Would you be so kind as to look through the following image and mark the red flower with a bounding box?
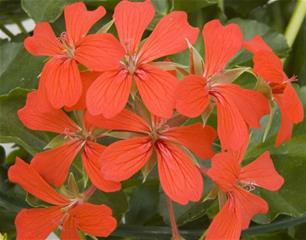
[176,20,270,151]
[17,90,120,192]
[24,2,124,110]
[8,158,117,240]
[244,36,304,146]
[206,151,284,240]
[86,0,199,119]
[86,109,216,205]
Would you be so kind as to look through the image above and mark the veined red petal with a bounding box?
[240,151,284,191]
[214,84,269,128]
[8,158,69,205]
[138,11,198,63]
[31,140,83,187]
[203,20,243,78]
[64,2,105,45]
[61,216,80,240]
[212,88,249,151]
[156,141,203,205]
[82,141,121,192]
[69,203,117,237]
[24,22,63,56]
[17,91,79,134]
[15,207,64,240]
[85,108,150,133]
[100,137,153,182]
[36,75,55,113]
[205,199,241,240]
[243,35,273,53]
[233,188,268,229]
[75,34,125,71]
[135,64,178,118]
[42,57,82,109]
[252,51,287,84]
[274,83,304,146]
[175,75,210,118]
[86,70,132,118]
[114,0,155,54]
[208,152,240,192]
[66,71,100,111]
[162,123,216,159]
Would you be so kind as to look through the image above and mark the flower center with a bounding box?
[121,54,138,74]
[59,32,75,58]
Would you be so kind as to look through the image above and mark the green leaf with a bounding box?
[0,39,44,95]
[21,0,72,23]
[0,88,49,155]
[228,18,289,67]
[126,182,160,225]
[173,0,217,12]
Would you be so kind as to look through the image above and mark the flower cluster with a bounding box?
[8,0,304,239]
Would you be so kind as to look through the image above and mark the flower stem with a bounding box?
[284,0,306,47]
[83,185,96,201]
[167,197,181,240]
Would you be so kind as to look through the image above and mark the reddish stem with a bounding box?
[167,197,181,240]
[83,185,96,201]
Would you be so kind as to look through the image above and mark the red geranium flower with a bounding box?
[86,0,199,118]
[176,20,270,151]
[86,109,216,204]
[24,2,124,110]
[244,36,304,146]
[8,158,117,240]
[205,150,284,240]
[17,89,120,192]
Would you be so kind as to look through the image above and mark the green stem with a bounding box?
[284,0,306,47]
[0,25,14,38]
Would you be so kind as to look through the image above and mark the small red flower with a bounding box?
[86,109,216,205]
[8,158,117,240]
[244,36,304,146]
[205,150,284,240]
[86,0,199,119]
[176,20,270,151]
[24,2,124,110]
[17,89,120,192]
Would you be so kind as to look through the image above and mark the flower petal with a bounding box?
[64,2,106,44]
[82,141,121,192]
[175,75,210,118]
[203,20,243,78]
[69,203,117,237]
[135,64,178,118]
[205,199,241,240]
[138,11,198,63]
[31,140,83,187]
[162,123,216,159]
[274,84,304,146]
[85,108,150,133]
[243,35,273,53]
[8,158,69,205]
[156,141,203,205]
[86,70,132,118]
[240,151,284,191]
[100,137,153,182]
[15,207,64,240]
[42,57,83,109]
[207,152,240,192]
[17,91,79,134]
[211,85,250,151]
[233,188,268,229]
[214,84,269,128]
[114,0,155,54]
[75,34,125,71]
[66,71,100,111]
[61,216,80,240]
[24,22,63,56]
